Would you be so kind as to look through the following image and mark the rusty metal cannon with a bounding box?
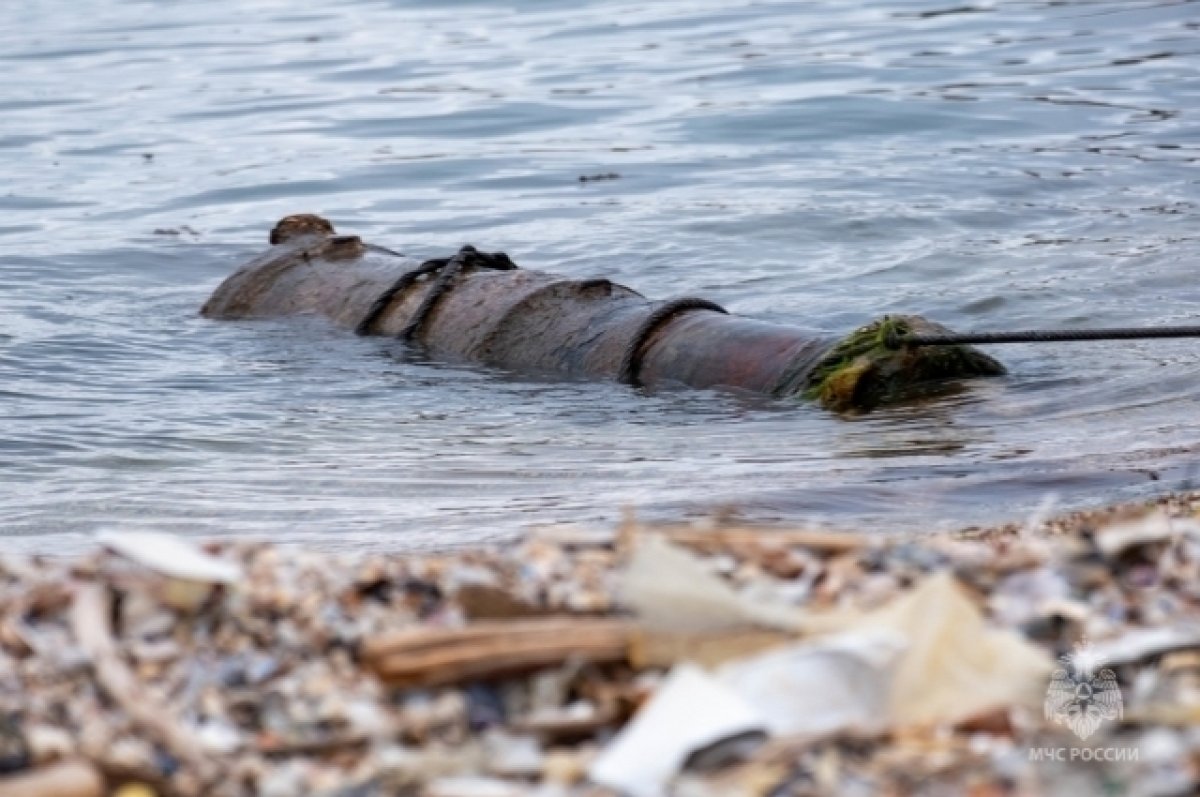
[201,214,1004,412]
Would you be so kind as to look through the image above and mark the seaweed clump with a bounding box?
[804,315,1006,413]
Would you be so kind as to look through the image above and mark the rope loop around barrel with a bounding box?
[618,298,728,388]
[356,245,517,338]
[360,249,727,387]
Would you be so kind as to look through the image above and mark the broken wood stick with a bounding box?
[70,583,216,787]
[361,618,633,687]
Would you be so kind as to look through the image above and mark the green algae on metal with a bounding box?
[803,315,1006,412]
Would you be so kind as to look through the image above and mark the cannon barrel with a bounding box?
[201,215,1005,412]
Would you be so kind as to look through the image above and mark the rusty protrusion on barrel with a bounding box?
[201,215,1005,412]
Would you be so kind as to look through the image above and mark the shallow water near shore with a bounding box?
[2,0,1199,551]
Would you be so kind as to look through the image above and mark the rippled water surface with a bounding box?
[3,0,1200,550]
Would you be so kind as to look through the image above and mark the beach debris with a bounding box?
[619,535,809,633]
[95,530,240,584]
[588,664,764,797]
[854,571,1053,726]
[70,583,217,787]
[0,760,104,797]
[1094,511,1200,559]
[716,629,904,736]
[96,529,240,612]
[1,501,1200,795]
[362,618,633,687]
[1090,626,1200,667]
[597,571,1050,792]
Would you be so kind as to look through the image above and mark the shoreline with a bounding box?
[954,487,1200,539]
[2,493,1199,796]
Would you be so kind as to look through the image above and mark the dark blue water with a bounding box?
[2,0,1199,550]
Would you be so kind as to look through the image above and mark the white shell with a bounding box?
[96,530,241,584]
[1090,626,1200,667]
[1096,512,1200,558]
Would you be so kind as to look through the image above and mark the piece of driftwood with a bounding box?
[69,584,216,787]
[361,619,633,687]
[0,760,103,797]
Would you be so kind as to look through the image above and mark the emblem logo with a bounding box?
[1044,640,1123,740]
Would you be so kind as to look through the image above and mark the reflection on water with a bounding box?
[1,0,1199,551]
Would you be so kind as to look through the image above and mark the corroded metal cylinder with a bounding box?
[202,215,1004,411]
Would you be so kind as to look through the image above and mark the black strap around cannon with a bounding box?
[356,245,517,338]
[618,298,728,388]
[361,247,726,389]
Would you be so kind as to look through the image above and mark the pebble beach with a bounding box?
[3,492,1200,796]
